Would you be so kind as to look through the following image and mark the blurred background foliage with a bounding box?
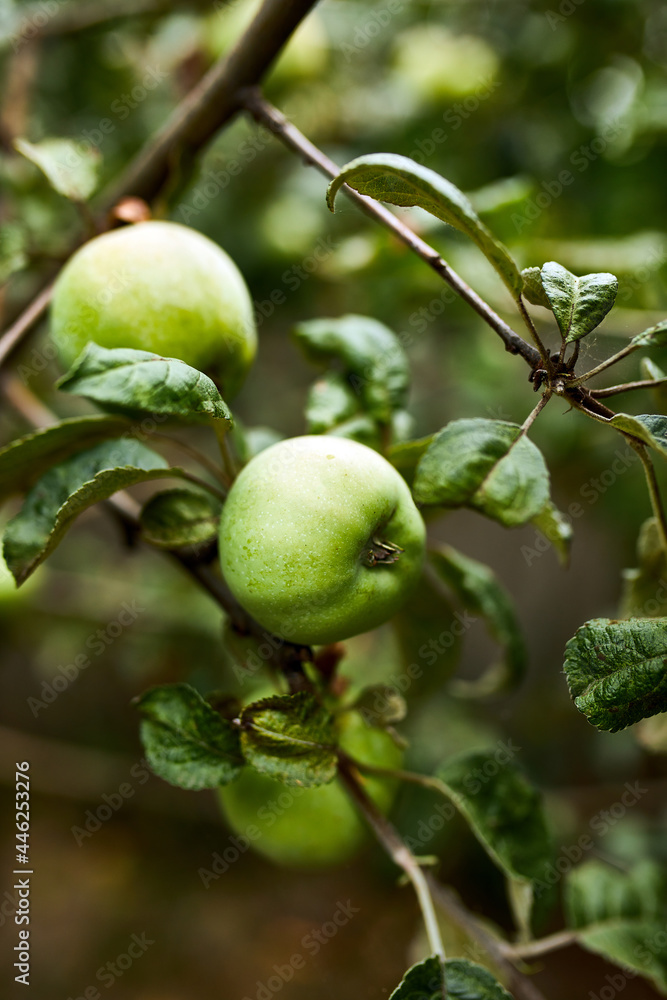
[1,0,667,997]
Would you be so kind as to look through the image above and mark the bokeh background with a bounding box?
[1,0,667,997]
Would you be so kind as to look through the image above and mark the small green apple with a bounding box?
[51,221,257,399]
[218,705,402,868]
[203,3,329,85]
[219,435,426,645]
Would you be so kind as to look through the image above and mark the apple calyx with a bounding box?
[362,537,404,567]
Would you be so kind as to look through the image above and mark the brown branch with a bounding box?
[0,281,54,369]
[241,90,542,370]
[0,0,321,369]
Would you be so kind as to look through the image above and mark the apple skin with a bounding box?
[218,435,426,645]
[218,708,403,868]
[51,221,257,399]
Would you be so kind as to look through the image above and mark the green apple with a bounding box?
[393,26,499,102]
[50,221,257,399]
[218,705,402,868]
[203,4,329,85]
[218,435,426,645]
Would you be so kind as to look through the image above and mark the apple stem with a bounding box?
[362,537,403,567]
[337,755,448,989]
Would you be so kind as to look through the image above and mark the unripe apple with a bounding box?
[50,221,257,399]
[219,435,426,646]
[218,706,402,868]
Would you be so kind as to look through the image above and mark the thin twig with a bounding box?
[590,377,667,398]
[516,298,549,362]
[0,282,54,369]
[337,756,447,973]
[150,432,230,487]
[520,393,550,435]
[241,91,542,371]
[570,342,638,386]
[502,930,578,961]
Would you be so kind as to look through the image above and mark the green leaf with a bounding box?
[305,371,359,433]
[240,692,337,787]
[0,415,132,503]
[327,154,523,298]
[0,223,28,284]
[2,438,183,584]
[139,489,221,549]
[540,261,618,344]
[430,546,527,696]
[14,137,100,201]
[631,319,667,349]
[531,501,573,567]
[388,435,434,488]
[609,413,667,458]
[436,749,553,936]
[564,617,667,732]
[565,860,667,994]
[520,266,551,308]
[389,957,512,1000]
[57,344,232,424]
[620,517,667,619]
[135,683,243,790]
[293,314,409,423]
[413,419,550,527]
[325,413,383,449]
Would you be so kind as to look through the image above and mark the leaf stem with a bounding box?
[176,470,227,503]
[517,298,549,362]
[212,420,239,485]
[569,342,638,386]
[150,432,230,487]
[590,376,667,399]
[631,441,667,552]
[337,755,447,975]
[501,929,578,961]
